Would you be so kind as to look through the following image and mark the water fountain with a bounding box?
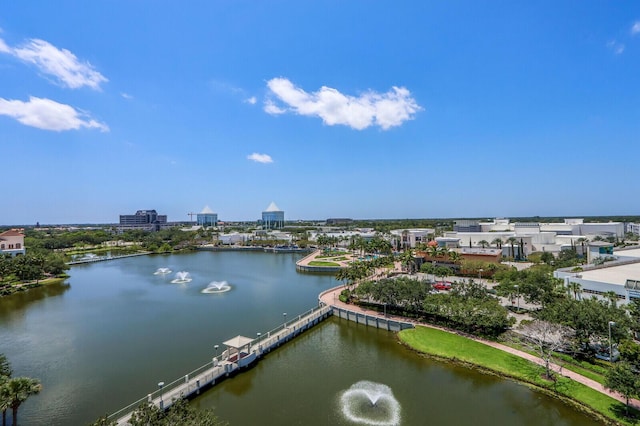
[201,281,232,294]
[339,381,401,425]
[171,271,192,284]
[153,267,172,275]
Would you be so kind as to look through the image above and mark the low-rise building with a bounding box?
[118,209,168,232]
[554,247,640,305]
[0,229,25,256]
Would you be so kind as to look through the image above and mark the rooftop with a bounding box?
[578,261,640,287]
[264,202,282,212]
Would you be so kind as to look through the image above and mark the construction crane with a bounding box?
[187,212,197,222]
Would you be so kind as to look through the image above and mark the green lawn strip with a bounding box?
[307,261,340,267]
[498,340,607,385]
[399,327,636,425]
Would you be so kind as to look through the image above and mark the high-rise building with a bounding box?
[261,202,284,229]
[197,206,218,227]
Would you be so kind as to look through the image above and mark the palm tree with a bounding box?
[576,237,589,258]
[0,354,11,426]
[478,240,489,249]
[400,249,415,274]
[447,251,461,263]
[567,282,582,300]
[0,383,9,426]
[4,377,42,426]
[491,238,503,249]
[0,355,10,379]
[506,237,518,260]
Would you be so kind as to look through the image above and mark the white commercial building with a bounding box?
[554,247,640,305]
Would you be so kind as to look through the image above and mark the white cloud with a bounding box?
[607,40,625,54]
[121,92,133,100]
[0,96,109,132]
[247,153,273,164]
[264,78,421,130]
[263,99,286,115]
[245,96,257,105]
[632,21,640,35]
[0,37,107,89]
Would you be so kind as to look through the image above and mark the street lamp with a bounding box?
[283,312,287,328]
[609,321,616,362]
[478,268,483,281]
[514,284,519,311]
[214,344,219,358]
[158,381,165,410]
[384,302,387,318]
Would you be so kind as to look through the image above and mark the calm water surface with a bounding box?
[0,251,602,425]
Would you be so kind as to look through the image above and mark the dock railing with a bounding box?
[107,303,333,424]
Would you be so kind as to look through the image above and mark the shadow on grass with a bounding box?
[610,403,640,425]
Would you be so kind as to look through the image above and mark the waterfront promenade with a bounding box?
[109,273,638,424]
[319,284,640,411]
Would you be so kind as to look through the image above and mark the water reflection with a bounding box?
[0,281,70,320]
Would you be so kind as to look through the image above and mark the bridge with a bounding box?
[108,285,415,425]
[108,304,333,425]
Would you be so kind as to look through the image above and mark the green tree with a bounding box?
[491,238,503,249]
[477,240,489,248]
[400,249,416,274]
[506,237,518,260]
[619,340,640,372]
[125,398,227,426]
[540,251,554,265]
[44,254,69,276]
[0,355,11,379]
[0,354,10,426]
[605,362,640,415]
[3,377,42,426]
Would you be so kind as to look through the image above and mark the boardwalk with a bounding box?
[67,252,152,265]
[109,305,332,425]
[110,281,638,424]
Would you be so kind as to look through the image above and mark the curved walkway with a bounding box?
[319,285,640,411]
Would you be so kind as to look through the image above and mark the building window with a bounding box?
[0,244,4,249]
[16,243,21,249]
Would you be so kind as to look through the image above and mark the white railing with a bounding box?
[108,304,333,424]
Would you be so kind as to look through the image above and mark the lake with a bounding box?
[0,251,601,425]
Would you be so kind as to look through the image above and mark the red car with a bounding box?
[433,282,452,291]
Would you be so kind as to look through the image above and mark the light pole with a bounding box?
[283,312,287,328]
[478,268,483,281]
[384,302,387,318]
[609,321,616,362]
[514,284,519,311]
[256,332,261,352]
[214,344,219,358]
[158,381,165,410]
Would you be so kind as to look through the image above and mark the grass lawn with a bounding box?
[499,339,608,385]
[308,261,340,267]
[399,326,638,425]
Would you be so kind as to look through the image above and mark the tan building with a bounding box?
[0,229,25,256]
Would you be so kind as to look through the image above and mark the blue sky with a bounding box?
[1,1,639,225]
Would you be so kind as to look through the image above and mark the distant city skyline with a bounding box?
[1,2,639,225]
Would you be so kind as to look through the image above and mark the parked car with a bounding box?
[433,282,452,291]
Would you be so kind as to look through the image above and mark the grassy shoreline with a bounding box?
[0,275,68,297]
[398,326,637,426]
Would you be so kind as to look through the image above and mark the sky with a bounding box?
[0,1,639,225]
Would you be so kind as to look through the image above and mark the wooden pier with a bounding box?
[108,285,414,425]
[108,305,332,425]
